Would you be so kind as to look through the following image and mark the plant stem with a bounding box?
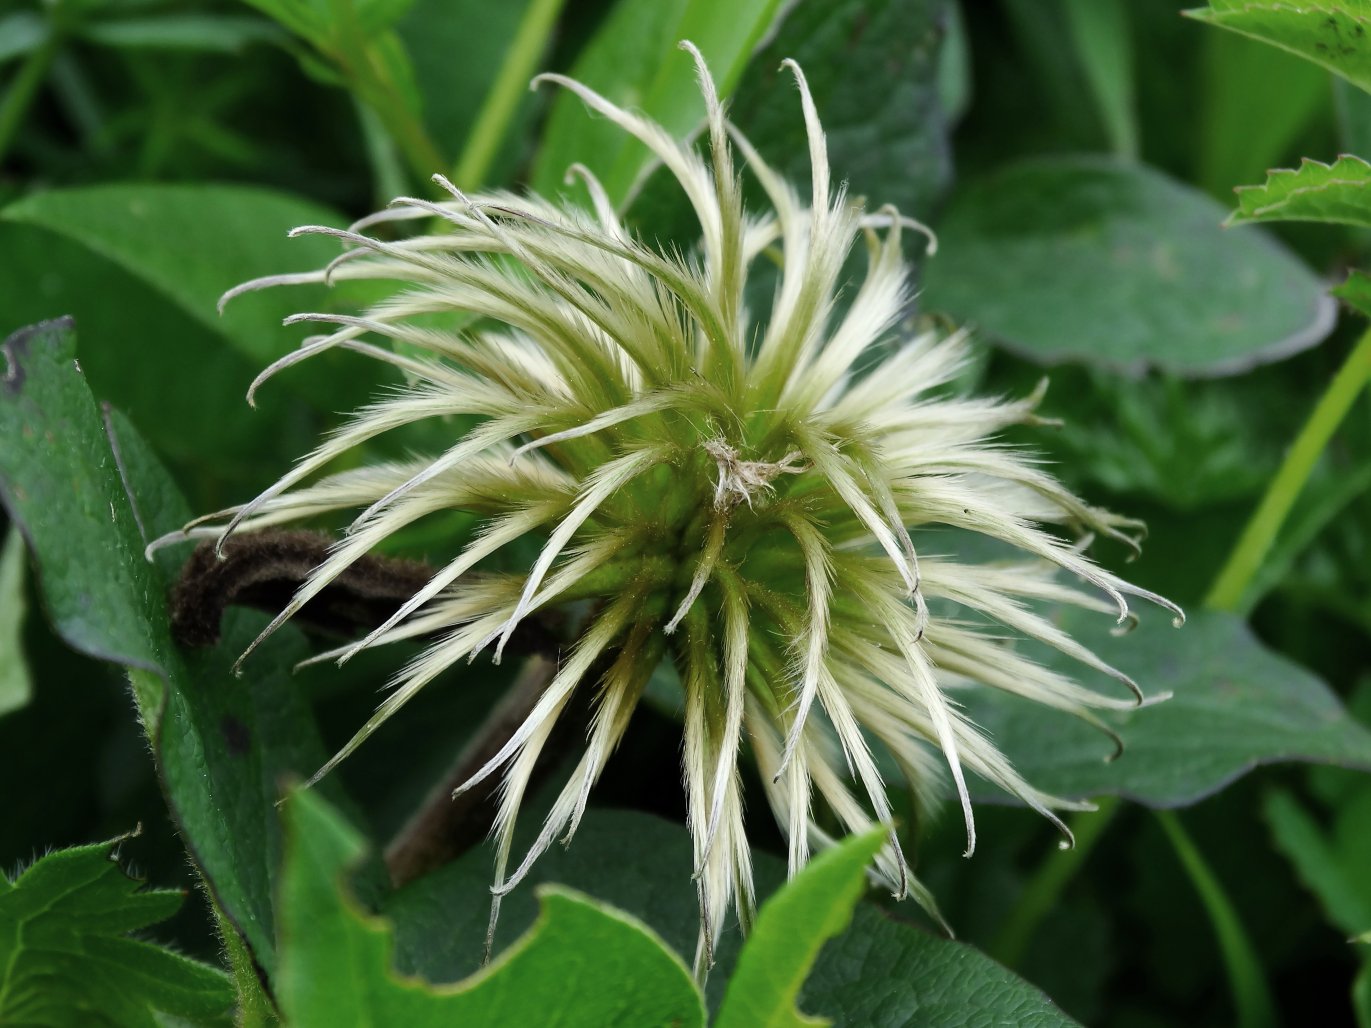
[0,33,60,166]
[989,796,1121,967]
[1206,325,1371,612]
[1157,810,1276,1028]
[451,0,567,191]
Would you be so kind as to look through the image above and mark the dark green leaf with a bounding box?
[715,829,884,1028]
[0,319,336,977]
[277,789,706,1027]
[799,904,1081,1028]
[528,0,785,203]
[726,0,951,225]
[936,0,970,126]
[384,808,1077,1025]
[356,0,422,34]
[0,222,300,476]
[1185,2,1371,96]
[627,0,951,274]
[1035,369,1286,509]
[0,185,375,475]
[1231,156,1371,227]
[0,834,233,1027]
[961,609,1371,806]
[0,184,347,383]
[1336,74,1371,153]
[0,526,31,718]
[922,157,1335,376]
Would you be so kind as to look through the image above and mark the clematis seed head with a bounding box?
[152,41,1182,977]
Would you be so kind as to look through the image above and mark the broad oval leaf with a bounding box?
[921,157,1336,376]
[383,808,1079,1026]
[961,609,1371,807]
[0,185,377,477]
[278,790,707,1028]
[0,184,348,379]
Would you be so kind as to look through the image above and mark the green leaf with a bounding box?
[626,0,951,270]
[922,157,1335,376]
[0,184,348,386]
[277,789,707,1027]
[725,0,950,224]
[0,319,336,977]
[801,904,1081,1027]
[355,0,422,34]
[960,609,1371,806]
[0,525,31,718]
[936,0,970,126]
[1337,73,1371,153]
[1185,1,1371,96]
[715,829,883,1028]
[1334,268,1371,317]
[0,185,374,473]
[0,834,234,1027]
[78,14,283,53]
[1265,787,1371,938]
[1062,0,1138,158]
[384,808,1078,1025]
[528,0,784,204]
[0,11,47,66]
[1231,155,1371,227]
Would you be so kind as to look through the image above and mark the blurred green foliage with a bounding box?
[2,0,1371,1025]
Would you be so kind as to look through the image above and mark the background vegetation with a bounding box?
[2,0,1370,1024]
